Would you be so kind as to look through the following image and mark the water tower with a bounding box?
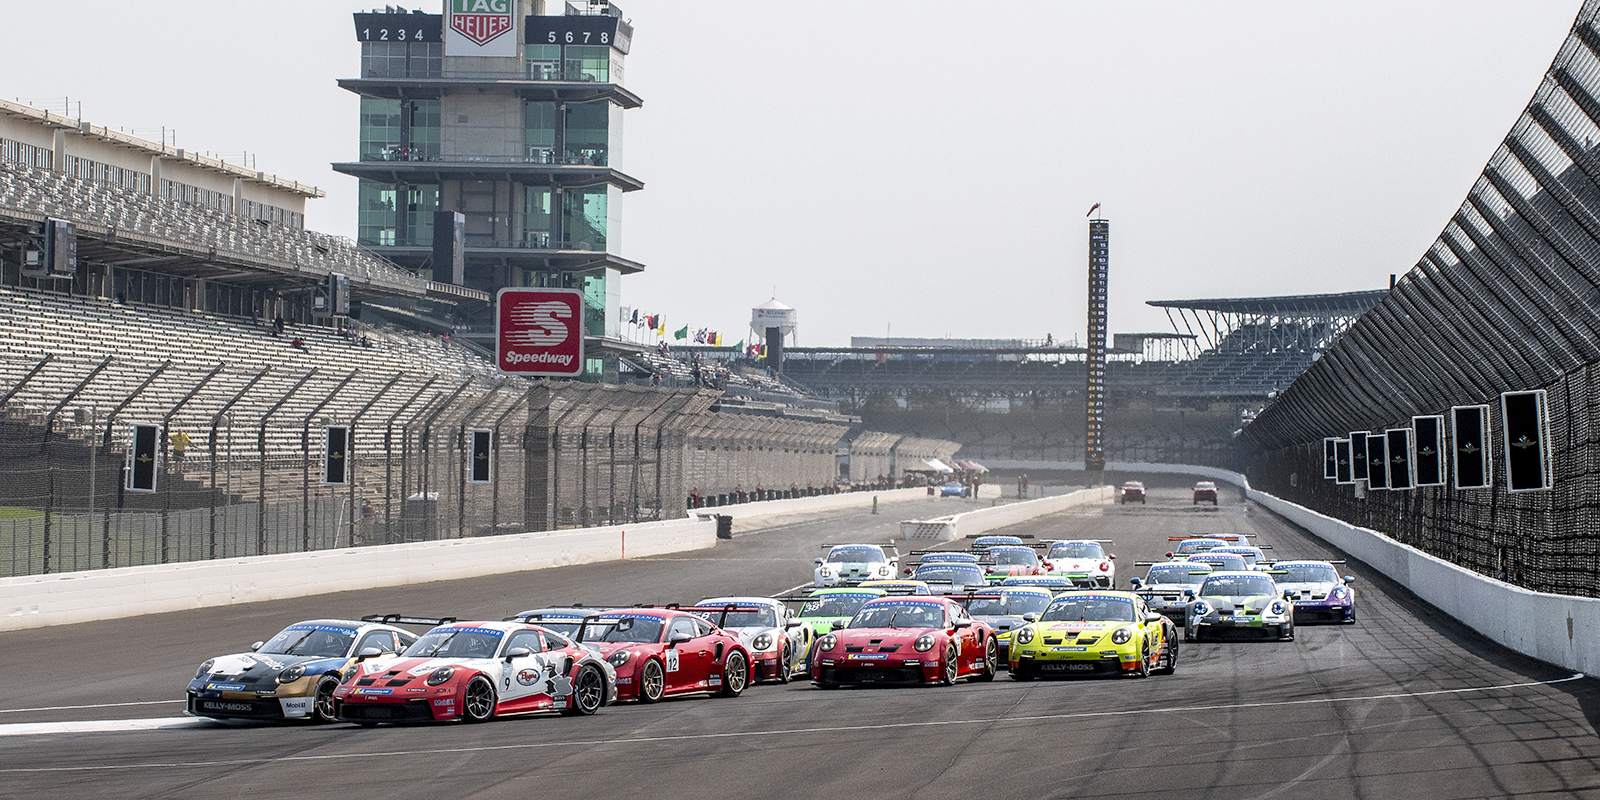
[751,298,798,374]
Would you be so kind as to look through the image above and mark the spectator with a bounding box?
[360,335,371,348]
[273,316,286,337]
[291,337,307,352]
[169,430,190,460]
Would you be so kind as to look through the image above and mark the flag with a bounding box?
[715,333,723,346]
[734,340,743,351]
[674,325,688,340]
[657,318,666,335]
[629,309,639,325]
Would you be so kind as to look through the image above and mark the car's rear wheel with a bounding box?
[562,666,605,716]
[719,651,749,697]
[312,676,339,723]
[1155,639,1178,675]
[973,638,997,682]
[1130,645,1150,678]
[776,640,791,684]
[638,659,666,703]
[939,645,958,686]
[463,676,497,723]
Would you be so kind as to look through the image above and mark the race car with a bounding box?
[1120,481,1146,504]
[508,606,616,640]
[908,560,989,590]
[1008,590,1177,679]
[1184,571,1295,642]
[815,543,898,587]
[1128,562,1213,621]
[1165,536,1249,558]
[957,587,1054,663]
[858,579,932,595]
[187,618,418,723]
[939,481,969,497]
[914,551,980,565]
[694,597,812,683]
[811,595,997,687]
[577,608,753,702]
[970,535,1029,552]
[1274,560,1356,623]
[999,575,1081,592]
[979,545,1049,582]
[781,587,887,636]
[1183,552,1249,573]
[1044,539,1116,587]
[333,618,617,724]
[1211,545,1273,570]
[1193,481,1219,505]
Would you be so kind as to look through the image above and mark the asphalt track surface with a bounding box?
[3,481,1600,799]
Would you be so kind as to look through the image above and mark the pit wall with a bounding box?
[899,485,1113,541]
[1000,460,1597,675]
[697,485,1001,523]
[0,517,714,633]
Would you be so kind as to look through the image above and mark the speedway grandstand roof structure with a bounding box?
[1146,289,1388,358]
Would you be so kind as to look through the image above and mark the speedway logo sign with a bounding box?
[497,288,585,376]
[446,0,516,56]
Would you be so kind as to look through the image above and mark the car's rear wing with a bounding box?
[819,542,899,553]
[361,614,458,626]
[676,603,770,629]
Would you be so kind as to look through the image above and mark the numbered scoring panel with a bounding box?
[354,13,443,43]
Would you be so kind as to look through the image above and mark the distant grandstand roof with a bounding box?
[1146,290,1389,316]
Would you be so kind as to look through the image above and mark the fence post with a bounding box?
[298,370,359,552]
[257,369,318,555]
[382,376,440,544]
[455,387,501,538]
[207,367,269,559]
[486,393,526,535]
[40,357,113,574]
[524,383,556,532]
[417,379,473,541]
[158,363,226,565]
[347,373,404,547]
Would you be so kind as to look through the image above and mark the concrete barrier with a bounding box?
[693,484,999,523]
[898,486,1113,542]
[991,459,1600,674]
[0,517,715,632]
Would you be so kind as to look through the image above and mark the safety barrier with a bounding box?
[0,516,714,632]
[898,485,1113,542]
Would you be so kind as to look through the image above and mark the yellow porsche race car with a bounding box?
[1007,590,1178,679]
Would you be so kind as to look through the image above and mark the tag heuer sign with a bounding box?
[447,0,516,56]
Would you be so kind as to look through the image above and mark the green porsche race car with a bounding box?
[781,587,887,637]
[1183,570,1295,641]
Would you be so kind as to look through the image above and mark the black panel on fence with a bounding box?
[1323,438,1337,479]
[1365,434,1389,490]
[1334,438,1353,484]
[1350,432,1369,482]
[1412,415,1445,487]
[128,424,159,492]
[324,426,349,485]
[1501,390,1550,492]
[1451,405,1490,490]
[470,429,492,484]
[1386,428,1414,491]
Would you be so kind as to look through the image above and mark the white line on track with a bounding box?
[0,673,1582,767]
[771,581,815,598]
[0,700,180,715]
[0,718,207,737]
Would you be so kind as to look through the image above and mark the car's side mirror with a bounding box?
[357,646,383,659]
[1283,590,1295,601]
[814,558,824,565]
[785,620,803,629]
[830,620,846,631]
[1183,589,1196,597]
[1145,613,1163,623]
[505,647,532,661]
[1128,577,1143,588]
[1022,613,1038,622]
[952,619,972,629]
[668,633,693,646]
[1343,575,1356,584]
[250,641,264,652]
[1109,554,1117,560]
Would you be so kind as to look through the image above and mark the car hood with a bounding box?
[1035,620,1123,636]
[1277,581,1337,594]
[350,655,498,680]
[835,627,939,646]
[1051,558,1105,572]
[195,652,348,685]
[1198,594,1274,611]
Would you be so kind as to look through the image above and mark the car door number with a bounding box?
[664,648,680,672]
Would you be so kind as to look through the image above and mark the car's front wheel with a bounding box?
[562,666,605,716]
[776,641,791,684]
[1279,621,1295,641]
[973,639,997,682]
[638,659,666,703]
[1155,639,1178,675]
[463,676,497,723]
[938,645,958,686]
[719,651,749,697]
[312,676,340,723]
[1129,646,1150,678]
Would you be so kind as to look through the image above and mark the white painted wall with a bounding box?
[0,517,714,632]
[898,486,1113,541]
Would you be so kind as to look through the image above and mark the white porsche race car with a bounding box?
[693,596,813,683]
[1044,539,1116,587]
[814,543,898,586]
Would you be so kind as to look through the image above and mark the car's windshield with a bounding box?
[801,593,877,618]
[850,602,946,629]
[1146,565,1209,585]
[989,549,1038,566]
[259,624,356,658]
[1048,542,1104,559]
[1041,596,1137,623]
[827,546,883,564]
[517,614,586,637]
[967,594,1051,617]
[914,564,985,583]
[580,615,665,644]
[1278,564,1341,584]
[1175,540,1224,554]
[695,607,777,628]
[1213,549,1259,565]
[1196,482,1215,489]
[1202,576,1278,597]
[402,627,504,659]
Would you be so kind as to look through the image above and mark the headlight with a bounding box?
[275,664,306,684]
[819,566,834,576]
[753,633,774,651]
[195,659,215,679]
[1015,627,1035,645]
[1331,587,1348,600]
[914,635,935,652]
[877,565,891,576]
[818,634,838,651]
[1269,601,1287,615]
[425,666,456,686]
[1192,601,1210,616]
[341,666,360,683]
[1110,627,1133,645]
[607,650,632,667]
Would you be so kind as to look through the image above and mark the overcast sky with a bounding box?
[4,1,1583,345]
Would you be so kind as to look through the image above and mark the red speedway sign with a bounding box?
[496,288,585,376]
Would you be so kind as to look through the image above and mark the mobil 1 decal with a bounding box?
[1334,438,1354,484]
[1501,390,1552,492]
[1323,438,1338,480]
[1385,428,1414,491]
[1349,432,1370,482]
[1365,433,1389,490]
[1411,415,1445,487]
[1451,405,1491,490]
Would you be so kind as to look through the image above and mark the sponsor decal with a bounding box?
[516,669,540,686]
[357,688,393,695]
[449,0,512,45]
[1053,647,1088,652]
[200,700,255,712]
[205,683,246,691]
[407,688,427,693]
[617,677,632,684]
[850,654,888,660]
[432,698,455,707]
[497,289,584,376]
[707,675,721,687]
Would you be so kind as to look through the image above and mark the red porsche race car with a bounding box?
[578,607,753,702]
[332,616,617,725]
[1120,481,1146,504]
[811,595,997,688]
[1193,481,1219,505]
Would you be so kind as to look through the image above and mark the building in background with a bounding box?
[335,0,643,379]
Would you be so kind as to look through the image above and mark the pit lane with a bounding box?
[2,482,1598,799]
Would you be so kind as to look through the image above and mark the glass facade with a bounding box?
[361,41,442,78]
[561,268,618,338]
[563,185,607,251]
[406,184,440,246]
[358,181,397,245]
[565,102,609,165]
[526,44,560,80]
[565,45,611,82]
[410,100,441,157]
[523,185,552,246]
[360,98,402,161]
[524,101,558,161]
